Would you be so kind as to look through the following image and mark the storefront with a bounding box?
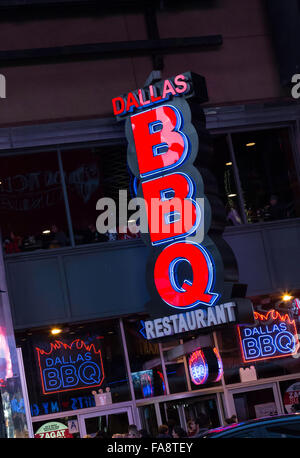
[13,297,300,438]
[0,1,300,438]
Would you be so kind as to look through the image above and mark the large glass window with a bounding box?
[231,128,300,223]
[61,144,140,245]
[2,126,299,256]
[209,135,243,226]
[15,319,131,417]
[0,151,70,253]
[124,318,166,400]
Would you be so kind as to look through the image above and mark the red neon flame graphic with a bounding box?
[35,339,102,356]
[253,310,294,324]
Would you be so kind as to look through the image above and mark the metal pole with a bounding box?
[180,339,192,391]
[212,331,233,418]
[16,348,34,438]
[119,318,141,428]
[226,133,248,224]
[158,343,170,395]
[57,148,75,247]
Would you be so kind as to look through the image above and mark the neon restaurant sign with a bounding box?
[35,339,104,395]
[237,310,299,363]
[112,72,254,340]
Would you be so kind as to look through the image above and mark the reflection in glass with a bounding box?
[231,128,300,223]
[85,412,129,438]
[0,151,69,253]
[124,318,165,399]
[210,135,243,226]
[61,145,140,245]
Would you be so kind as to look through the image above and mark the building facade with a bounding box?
[0,0,300,438]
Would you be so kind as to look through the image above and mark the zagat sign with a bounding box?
[237,310,299,363]
[112,72,254,340]
[35,339,104,395]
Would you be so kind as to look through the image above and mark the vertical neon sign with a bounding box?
[113,73,228,320]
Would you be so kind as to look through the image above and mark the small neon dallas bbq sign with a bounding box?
[35,339,104,395]
[237,310,299,363]
[112,72,244,338]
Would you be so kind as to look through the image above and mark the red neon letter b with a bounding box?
[130,105,188,178]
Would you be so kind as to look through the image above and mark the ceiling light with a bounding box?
[246,142,256,147]
[228,193,237,197]
[51,328,62,335]
[43,230,51,234]
[226,162,232,166]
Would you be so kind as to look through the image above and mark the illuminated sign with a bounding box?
[213,347,224,382]
[283,382,300,413]
[189,349,208,385]
[113,72,254,338]
[35,339,104,395]
[237,310,299,363]
[188,347,224,386]
[144,301,236,339]
[34,421,73,439]
[112,72,207,120]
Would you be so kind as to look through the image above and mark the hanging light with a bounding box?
[51,328,62,335]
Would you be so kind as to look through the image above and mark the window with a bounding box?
[2,126,298,256]
[209,134,243,226]
[124,318,166,399]
[223,427,263,438]
[263,421,300,438]
[61,144,140,245]
[15,319,131,417]
[0,151,70,253]
[231,128,300,223]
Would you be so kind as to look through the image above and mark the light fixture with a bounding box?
[51,328,62,335]
[228,193,237,197]
[282,294,293,302]
[42,230,51,234]
[225,162,232,166]
[246,142,256,147]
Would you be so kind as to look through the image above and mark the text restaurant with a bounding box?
[7,72,300,438]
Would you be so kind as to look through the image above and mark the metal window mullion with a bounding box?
[159,343,170,395]
[180,338,192,392]
[57,148,75,247]
[289,121,300,183]
[213,331,232,419]
[226,133,248,224]
[119,318,141,428]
